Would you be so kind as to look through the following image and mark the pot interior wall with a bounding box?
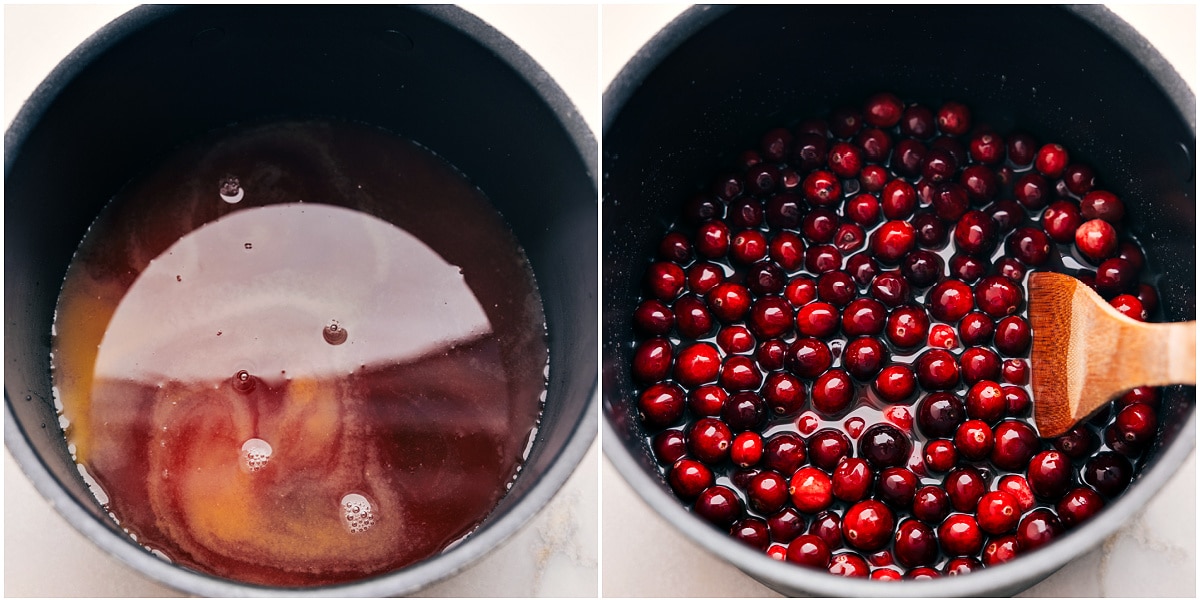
[6,5,596,548]
[604,4,1194,502]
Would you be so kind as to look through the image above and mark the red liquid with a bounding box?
[52,121,548,586]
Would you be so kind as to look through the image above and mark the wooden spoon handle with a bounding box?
[1131,319,1197,386]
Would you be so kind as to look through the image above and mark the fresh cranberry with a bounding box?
[766,507,806,543]
[645,261,686,301]
[801,208,839,244]
[843,337,888,380]
[837,299,884,339]
[728,197,764,230]
[794,302,838,339]
[828,552,871,578]
[889,138,925,177]
[787,534,832,569]
[1027,450,1073,500]
[1042,200,1084,243]
[834,223,867,254]
[1002,385,1032,416]
[945,467,988,512]
[1075,218,1119,263]
[868,271,910,308]
[730,517,771,551]
[997,474,1037,512]
[669,458,714,499]
[932,101,969,135]
[949,253,989,284]
[965,380,1006,423]
[693,221,731,259]
[893,520,938,568]
[959,166,998,204]
[721,391,767,432]
[991,420,1039,471]
[743,471,788,515]
[638,382,686,428]
[912,212,949,247]
[913,349,960,391]
[802,170,842,207]
[1111,294,1147,321]
[747,296,794,339]
[1006,132,1038,166]
[1013,172,1051,210]
[911,485,951,524]
[805,244,844,273]
[687,417,732,464]
[769,231,804,273]
[652,430,687,464]
[808,510,844,550]
[765,193,804,229]
[673,342,721,387]
[687,261,726,294]
[845,253,881,286]
[868,220,917,264]
[674,295,714,339]
[952,210,998,256]
[996,257,1026,282]
[812,368,856,416]
[886,305,930,348]
[1114,403,1158,446]
[873,365,917,404]
[706,282,753,322]
[633,298,674,336]
[875,467,919,508]
[1083,451,1133,498]
[716,324,755,355]
[745,164,780,196]
[993,315,1031,356]
[974,275,1022,317]
[631,338,673,384]
[846,193,882,226]
[853,423,909,469]
[808,429,854,471]
[694,485,742,527]
[1001,359,1030,385]
[1116,386,1160,411]
[786,337,833,379]
[1117,240,1146,270]
[976,490,1021,535]
[1053,424,1099,460]
[1080,189,1125,223]
[987,199,1026,233]
[758,127,793,161]
[921,148,957,183]
[927,323,958,349]
[790,466,835,514]
[938,513,985,557]
[832,458,875,503]
[901,250,944,288]
[826,142,863,178]
[917,392,966,438]
[1136,282,1160,315]
[842,499,895,552]
[962,346,1002,387]
[730,432,765,469]
[682,194,723,225]
[762,371,805,416]
[688,384,727,417]
[746,262,787,296]
[1057,486,1105,529]
[784,276,817,307]
[906,567,941,580]
[968,130,1005,164]
[927,279,974,322]
[954,419,994,461]
[922,439,957,473]
[897,104,934,138]
[1015,508,1064,552]
[1094,257,1137,297]
[982,535,1019,566]
[796,412,820,436]
[958,312,994,346]
[862,93,903,128]
[881,179,918,220]
[814,273,854,309]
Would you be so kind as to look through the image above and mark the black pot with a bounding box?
[603,5,1194,596]
[5,5,596,596]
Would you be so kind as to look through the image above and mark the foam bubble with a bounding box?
[340,493,376,534]
[239,438,273,473]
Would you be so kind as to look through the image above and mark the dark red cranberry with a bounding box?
[1080,189,1125,223]
[934,101,970,135]
[894,520,938,568]
[998,474,1036,512]
[828,552,871,578]
[673,342,721,387]
[808,429,854,472]
[1116,386,1160,411]
[1114,402,1158,446]
[812,368,855,416]
[859,161,889,188]
[645,261,686,301]
[787,534,833,569]
[912,485,951,524]
[766,507,806,543]
[945,467,987,512]
[687,417,732,464]
[982,535,1019,566]
[784,275,817,307]
[900,250,943,288]
[730,230,767,264]
[828,142,864,178]
[875,467,919,509]
[1083,452,1133,498]
[927,279,974,322]
[886,305,930,348]
[917,392,966,438]
[728,197,764,230]
[652,430,687,464]
[1034,143,1070,179]
[792,131,829,170]
[976,490,1021,535]
[706,282,753,322]
[687,261,725,295]
[834,223,866,254]
[805,244,843,273]
[949,253,989,284]
[721,390,767,431]
[744,471,788,515]
[873,365,917,404]
[669,458,714,500]
[1075,218,1119,263]
[1013,172,1051,210]
[943,557,982,576]
[730,517,771,551]
[922,439,957,473]
[1053,424,1099,460]
[801,208,839,244]
[906,567,941,580]
[975,275,1022,318]
[789,466,835,514]
[1118,240,1146,271]
[912,212,949,247]
[658,231,692,263]
[843,337,888,380]
[688,384,727,418]
[814,273,854,309]
[1006,132,1038,166]
[824,106,859,138]
[633,298,674,336]
[1007,227,1052,267]
[745,164,781,196]
[757,434,804,476]
[842,499,895,552]
[638,382,686,428]
[914,348,960,391]
[694,485,742,527]
[762,371,805,416]
[1042,200,1084,244]
[952,210,998,256]
[858,424,912,469]
[631,338,673,384]
[993,315,1031,356]
[832,458,876,504]
[1057,486,1105,529]
[796,302,840,339]
[747,296,793,339]
[931,181,970,222]
[958,312,994,346]
[899,104,935,139]
[802,170,842,207]
[880,179,917,220]
[954,419,994,461]
[716,324,755,355]
[760,127,794,161]
[960,347,1001,385]
[986,199,1026,233]
[1015,508,1064,552]
[1027,450,1073,500]
[969,130,1005,164]
[765,193,804,229]
[693,220,731,259]
[938,514,984,557]
[1111,294,1147,321]
[808,510,844,550]
[1136,282,1160,315]
[964,380,1005,423]
[991,420,1039,471]
[682,194,723,225]
[862,93,903,128]
[868,271,910,308]
[674,295,714,339]
[1094,257,1137,297]
[845,253,881,287]
[921,147,957,183]
[841,298,887,337]
[1003,385,1032,416]
[869,220,917,264]
[846,194,882,226]
[960,166,998,204]
[1061,163,1096,195]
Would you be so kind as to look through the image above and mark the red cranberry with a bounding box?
[730,517,771,551]
[974,275,1022,317]
[814,272,854,308]
[960,347,1001,384]
[906,567,941,580]
[728,197,764,230]
[845,253,881,286]
[892,139,926,177]
[886,305,930,348]
[828,142,864,178]
[683,194,723,225]
[721,391,767,432]
[875,467,919,508]
[747,296,794,339]
[786,337,833,379]
[795,302,839,339]
[759,433,806,475]
[927,279,974,322]
[844,337,888,380]
[952,210,998,256]
[645,261,686,301]
[706,282,752,322]
[802,171,842,207]
[745,471,789,515]
[997,474,1037,512]
[982,535,1019,566]
[993,315,1031,356]
[915,348,961,391]
[1006,132,1038,166]
[958,312,995,346]
[901,250,944,288]
[746,262,786,297]
[912,485,951,524]
[1136,282,1160,315]
[870,220,917,264]
[882,179,918,220]
[694,485,742,527]
[808,429,853,472]
[694,220,731,259]
[846,193,882,226]
[912,212,949,247]
[687,417,732,464]
[1015,508,1064,552]
[808,510,844,550]
[1083,451,1133,498]
[801,208,839,244]
[716,324,755,355]
[1013,172,1051,210]
[923,439,957,473]
[917,392,966,438]
[893,520,938,568]
[845,417,867,439]
[1059,162,1094,195]
[1027,450,1073,500]
[633,298,674,336]
[921,148,957,183]
[1042,200,1084,244]
[1006,229,1052,269]
[1075,218,1119,264]
[812,368,855,416]
[1053,424,1099,460]
[762,371,805,416]
[652,430,688,464]
[673,342,721,387]
[765,193,804,229]
[829,552,871,578]
[1118,240,1146,270]
[959,166,998,204]
[969,130,1005,164]
[638,382,686,428]
[986,199,1026,233]
[842,499,895,552]
[954,419,994,461]
[938,513,985,557]
[1114,402,1158,446]
[930,321,962,348]
[899,104,935,138]
[632,338,673,384]
[976,490,1021,535]
[1094,257,1137,297]
[839,299,885,338]
[834,223,866,254]
[796,412,820,436]
[855,424,910,470]
[805,244,844,273]
[673,295,713,339]
[945,467,988,512]
[787,534,833,569]
[991,420,1039,471]
[1080,190,1125,223]
[1116,386,1160,411]
[1001,359,1030,385]
[1002,385,1032,416]
[1057,486,1105,529]
[688,384,727,417]
[767,232,805,273]
[784,276,817,307]
[936,101,971,135]
[1111,294,1147,321]
[965,380,1005,423]
[863,93,903,128]
[745,164,780,196]
[687,261,726,294]
[669,458,714,500]
[790,466,835,514]
[832,458,875,503]
[766,507,806,543]
[873,365,917,404]
[949,253,989,284]
[868,271,909,308]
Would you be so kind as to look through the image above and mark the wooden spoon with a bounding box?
[1028,271,1196,438]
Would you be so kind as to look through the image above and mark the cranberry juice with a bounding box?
[630,93,1163,578]
[51,120,548,586]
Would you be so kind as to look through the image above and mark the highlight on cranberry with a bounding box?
[629,93,1164,579]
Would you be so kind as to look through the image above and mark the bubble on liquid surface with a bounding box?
[341,493,376,533]
[323,321,348,345]
[231,369,257,393]
[240,438,272,473]
[219,175,244,204]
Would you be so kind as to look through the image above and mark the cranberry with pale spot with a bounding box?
[669,458,714,500]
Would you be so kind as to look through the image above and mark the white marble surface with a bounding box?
[601,3,1197,597]
[3,4,598,597]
